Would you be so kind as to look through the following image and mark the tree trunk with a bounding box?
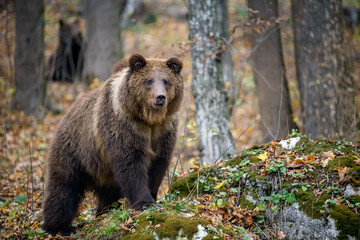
[188,0,236,164]
[292,0,355,140]
[248,0,297,143]
[12,0,45,117]
[83,0,123,83]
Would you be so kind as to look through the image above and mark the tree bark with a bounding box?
[292,0,355,140]
[83,0,123,83]
[12,0,45,117]
[248,0,297,143]
[188,0,236,164]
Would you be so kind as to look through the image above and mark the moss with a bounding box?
[248,170,259,180]
[249,155,261,164]
[124,233,154,240]
[330,205,360,239]
[350,194,360,203]
[238,193,256,210]
[294,137,335,155]
[221,228,234,236]
[350,166,360,187]
[77,208,132,239]
[227,156,244,167]
[281,182,291,189]
[296,189,330,219]
[171,172,199,196]
[327,155,356,171]
[309,169,325,182]
[126,213,209,240]
[202,235,224,240]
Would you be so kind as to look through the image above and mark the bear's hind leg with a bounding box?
[95,185,121,216]
[43,179,85,236]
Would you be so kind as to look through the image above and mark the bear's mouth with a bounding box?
[154,103,165,109]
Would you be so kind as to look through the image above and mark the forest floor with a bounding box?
[1,0,360,239]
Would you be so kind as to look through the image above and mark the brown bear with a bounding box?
[42,54,183,236]
[46,19,84,82]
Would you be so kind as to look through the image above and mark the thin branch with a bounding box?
[275,70,285,140]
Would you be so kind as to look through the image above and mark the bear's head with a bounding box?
[59,19,83,47]
[116,54,184,125]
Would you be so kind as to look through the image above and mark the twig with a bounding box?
[260,119,275,140]
[30,141,35,215]
[275,70,285,141]
[235,178,242,207]
[354,95,357,154]
[212,119,258,166]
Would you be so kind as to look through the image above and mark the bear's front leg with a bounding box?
[148,129,176,200]
[110,149,155,210]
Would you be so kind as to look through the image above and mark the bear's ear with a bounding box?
[166,57,183,74]
[129,54,146,72]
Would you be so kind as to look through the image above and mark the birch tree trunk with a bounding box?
[83,0,124,83]
[292,0,355,140]
[188,0,236,164]
[12,0,45,117]
[248,0,297,142]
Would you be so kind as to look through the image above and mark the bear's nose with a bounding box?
[156,95,166,104]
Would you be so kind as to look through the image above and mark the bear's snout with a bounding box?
[155,94,166,108]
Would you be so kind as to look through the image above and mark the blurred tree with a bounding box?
[188,0,236,164]
[248,0,297,142]
[292,0,355,140]
[120,0,142,28]
[83,0,125,83]
[12,0,45,117]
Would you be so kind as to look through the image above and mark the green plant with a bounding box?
[266,160,286,174]
[290,129,305,138]
[264,189,296,204]
[242,148,263,157]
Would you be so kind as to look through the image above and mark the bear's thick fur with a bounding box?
[42,54,183,235]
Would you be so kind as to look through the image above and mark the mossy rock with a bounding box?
[330,205,360,239]
[171,172,199,196]
[125,212,209,240]
[248,155,261,164]
[294,137,335,155]
[227,154,261,166]
[296,189,330,219]
[237,193,256,210]
[227,156,244,166]
[327,155,357,171]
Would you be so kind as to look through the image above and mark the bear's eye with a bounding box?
[163,79,169,86]
[146,79,153,86]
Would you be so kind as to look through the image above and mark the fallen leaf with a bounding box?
[338,167,350,182]
[305,155,315,164]
[321,151,335,167]
[258,152,268,161]
[214,181,225,189]
[293,158,304,165]
[277,230,286,239]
